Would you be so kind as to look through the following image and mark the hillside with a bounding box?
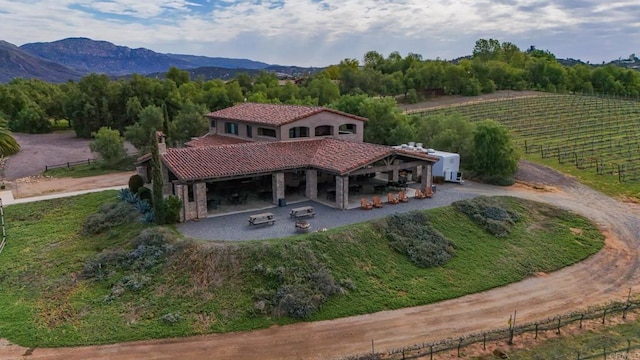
[166,53,269,69]
[0,40,83,83]
[20,37,197,76]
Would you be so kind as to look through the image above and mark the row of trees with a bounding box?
[1,39,639,142]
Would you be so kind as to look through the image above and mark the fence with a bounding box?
[44,158,100,172]
[343,296,640,360]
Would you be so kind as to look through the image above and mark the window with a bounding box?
[224,122,238,135]
[258,127,277,138]
[339,123,357,134]
[209,119,216,128]
[187,185,194,202]
[315,125,333,136]
[289,126,309,138]
[246,125,253,138]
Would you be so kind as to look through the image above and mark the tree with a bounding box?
[358,97,405,145]
[0,116,19,156]
[89,127,127,168]
[124,105,164,152]
[471,120,519,180]
[171,102,209,145]
[150,132,165,224]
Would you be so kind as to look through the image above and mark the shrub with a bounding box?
[252,241,346,319]
[163,196,182,224]
[161,312,182,324]
[117,188,139,204]
[381,211,455,268]
[128,174,144,194]
[452,196,521,237]
[82,201,138,235]
[137,186,152,203]
[81,228,176,280]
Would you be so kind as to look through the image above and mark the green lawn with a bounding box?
[0,193,603,347]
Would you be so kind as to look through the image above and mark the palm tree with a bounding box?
[0,117,19,156]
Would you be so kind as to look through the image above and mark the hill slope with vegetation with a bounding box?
[0,192,603,347]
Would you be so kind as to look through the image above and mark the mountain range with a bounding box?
[0,37,320,83]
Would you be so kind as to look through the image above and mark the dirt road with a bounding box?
[1,161,639,359]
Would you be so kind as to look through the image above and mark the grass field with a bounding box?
[0,192,603,347]
[411,93,640,198]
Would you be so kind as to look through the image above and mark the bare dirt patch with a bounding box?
[3,132,135,198]
[399,90,545,113]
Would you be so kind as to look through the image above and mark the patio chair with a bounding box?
[360,198,373,210]
[398,191,409,203]
[414,189,426,199]
[372,196,384,208]
[387,192,399,204]
[423,187,434,198]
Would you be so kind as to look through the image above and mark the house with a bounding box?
[137,103,439,222]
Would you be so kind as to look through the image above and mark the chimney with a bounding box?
[157,131,167,155]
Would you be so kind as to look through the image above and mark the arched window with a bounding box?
[339,123,357,134]
[314,125,333,137]
[289,126,310,138]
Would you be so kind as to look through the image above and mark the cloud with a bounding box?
[0,0,636,66]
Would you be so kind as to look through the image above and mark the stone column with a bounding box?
[195,182,207,219]
[305,170,318,199]
[174,184,187,222]
[335,176,349,209]
[272,172,285,205]
[421,163,433,191]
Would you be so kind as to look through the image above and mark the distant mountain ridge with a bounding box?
[0,37,319,83]
[0,40,84,83]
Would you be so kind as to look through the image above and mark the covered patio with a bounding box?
[143,137,439,222]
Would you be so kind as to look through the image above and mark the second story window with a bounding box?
[225,122,238,135]
[258,127,277,138]
[247,125,253,138]
[289,126,309,138]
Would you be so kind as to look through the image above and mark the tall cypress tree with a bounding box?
[151,132,165,224]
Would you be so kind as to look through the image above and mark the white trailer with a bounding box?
[393,143,463,183]
[428,150,463,183]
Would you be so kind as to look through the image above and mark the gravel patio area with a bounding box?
[177,182,477,241]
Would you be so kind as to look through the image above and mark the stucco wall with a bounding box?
[280,112,364,142]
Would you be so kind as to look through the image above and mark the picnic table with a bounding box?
[289,206,316,218]
[248,212,275,226]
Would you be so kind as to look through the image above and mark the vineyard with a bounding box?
[410,93,640,189]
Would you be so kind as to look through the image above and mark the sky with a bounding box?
[0,0,638,67]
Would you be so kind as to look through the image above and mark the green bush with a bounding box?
[252,241,346,319]
[128,174,144,194]
[82,201,138,235]
[81,228,176,281]
[163,196,182,224]
[137,186,152,203]
[452,196,521,237]
[381,211,455,268]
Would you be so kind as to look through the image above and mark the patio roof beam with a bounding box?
[348,160,427,176]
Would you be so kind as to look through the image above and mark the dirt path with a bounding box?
[10,172,134,199]
[2,161,639,359]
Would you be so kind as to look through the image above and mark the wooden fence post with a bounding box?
[579,314,584,329]
[457,337,463,357]
[556,317,561,335]
[602,308,608,324]
[483,334,486,350]
[534,323,538,340]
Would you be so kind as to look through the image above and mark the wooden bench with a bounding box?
[289,206,316,218]
[248,212,275,226]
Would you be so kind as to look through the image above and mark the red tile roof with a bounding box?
[206,103,368,127]
[185,134,251,147]
[161,138,438,182]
